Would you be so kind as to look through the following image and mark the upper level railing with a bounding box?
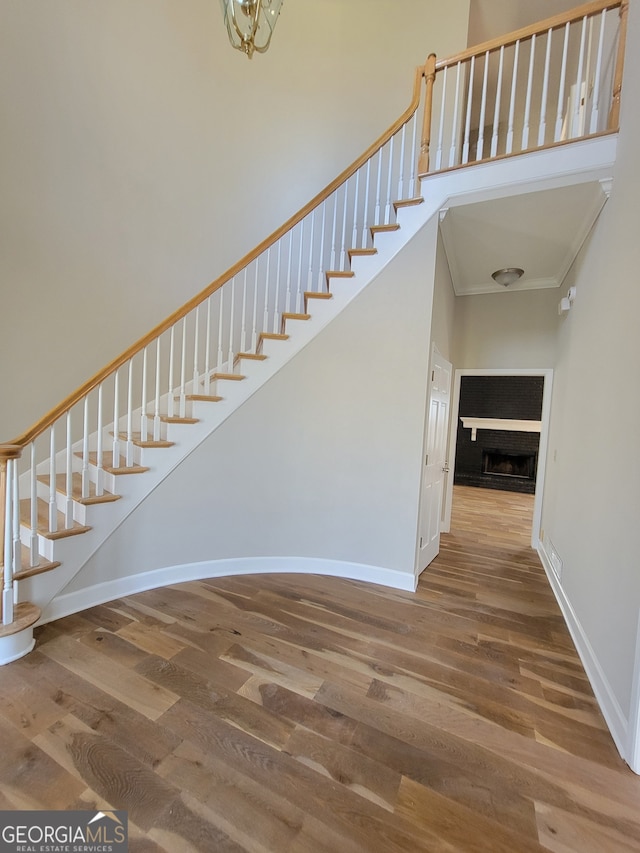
[0,0,628,626]
[419,0,627,174]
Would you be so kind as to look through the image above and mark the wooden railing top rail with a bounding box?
[6,67,425,449]
[436,0,624,70]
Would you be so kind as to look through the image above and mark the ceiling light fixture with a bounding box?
[491,267,524,287]
[220,0,284,58]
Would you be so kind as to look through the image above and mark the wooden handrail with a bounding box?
[436,0,622,70]
[7,67,426,449]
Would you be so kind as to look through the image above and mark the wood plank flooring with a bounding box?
[1,485,639,851]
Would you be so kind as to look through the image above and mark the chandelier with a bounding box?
[220,0,284,58]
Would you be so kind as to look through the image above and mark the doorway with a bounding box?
[442,368,554,549]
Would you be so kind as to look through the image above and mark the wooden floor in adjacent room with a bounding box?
[1,485,640,851]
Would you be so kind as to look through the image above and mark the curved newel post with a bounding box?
[0,444,22,625]
[418,53,437,176]
[609,0,629,129]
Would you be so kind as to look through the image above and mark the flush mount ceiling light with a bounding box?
[220,0,284,58]
[491,267,524,287]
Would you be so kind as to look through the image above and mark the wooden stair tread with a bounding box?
[348,248,377,257]
[114,432,175,449]
[210,373,245,381]
[259,332,289,341]
[281,313,311,321]
[14,559,61,582]
[159,416,200,424]
[19,497,91,540]
[370,223,400,233]
[325,270,355,279]
[234,353,268,362]
[304,291,333,299]
[38,473,121,506]
[394,197,424,209]
[185,394,223,402]
[0,602,41,639]
[76,452,150,475]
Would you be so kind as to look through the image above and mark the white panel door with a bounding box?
[418,347,452,572]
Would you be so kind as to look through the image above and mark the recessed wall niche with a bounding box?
[454,375,544,494]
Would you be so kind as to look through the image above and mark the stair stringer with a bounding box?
[18,195,438,624]
[21,133,618,628]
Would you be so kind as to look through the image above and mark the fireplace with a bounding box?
[482,449,537,480]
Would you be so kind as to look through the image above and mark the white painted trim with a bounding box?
[41,557,417,625]
[443,368,553,549]
[625,610,640,774]
[0,628,35,666]
[460,417,542,441]
[538,541,629,763]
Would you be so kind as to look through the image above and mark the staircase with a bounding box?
[0,0,627,664]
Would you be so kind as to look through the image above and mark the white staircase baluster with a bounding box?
[507,40,520,154]
[48,427,57,533]
[449,62,462,167]
[215,290,224,376]
[82,396,90,495]
[307,212,315,294]
[590,11,607,134]
[296,219,305,313]
[538,29,553,146]
[555,23,571,141]
[153,341,162,439]
[286,232,294,314]
[397,124,406,199]
[11,462,20,580]
[362,160,371,247]
[204,295,212,396]
[65,411,73,527]
[227,277,236,368]
[29,443,37,563]
[522,34,536,150]
[330,192,338,269]
[435,64,447,171]
[476,51,489,160]
[264,247,272,332]
[192,306,201,396]
[114,369,122,463]
[126,358,134,466]
[339,181,348,268]
[241,270,248,360]
[384,136,394,224]
[351,172,360,250]
[3,459,14,624]
[252,258,260,351]
[96,384,104,496]
[572,18,588,138]
[409,111,418,194]
[491,46,505,157]
[317,202,326,292]
[179,318,187,418]
[374,148,383,225]
[140,346,149,441]
[167,328,175,419]
[273,245,282,333]
[462,55,475,164]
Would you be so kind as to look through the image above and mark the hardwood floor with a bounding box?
[1,485,639,851]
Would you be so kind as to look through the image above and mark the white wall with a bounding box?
[430,232,457,362]
[540,1,640,728]
[62,217,440,596]
[453,286,559,369]
[0,0,470,441]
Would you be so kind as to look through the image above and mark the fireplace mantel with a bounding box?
[460,417,542,442]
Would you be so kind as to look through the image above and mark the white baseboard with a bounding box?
[41,556,418,625]
[537,542,629,762]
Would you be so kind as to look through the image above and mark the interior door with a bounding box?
[418,347,452,572]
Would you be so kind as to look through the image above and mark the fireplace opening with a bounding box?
[482,449,537,480]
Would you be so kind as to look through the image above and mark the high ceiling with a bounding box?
[467,0,586,47]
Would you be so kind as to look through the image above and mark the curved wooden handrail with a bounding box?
[8,66,426,448]
[436,0,622,70]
